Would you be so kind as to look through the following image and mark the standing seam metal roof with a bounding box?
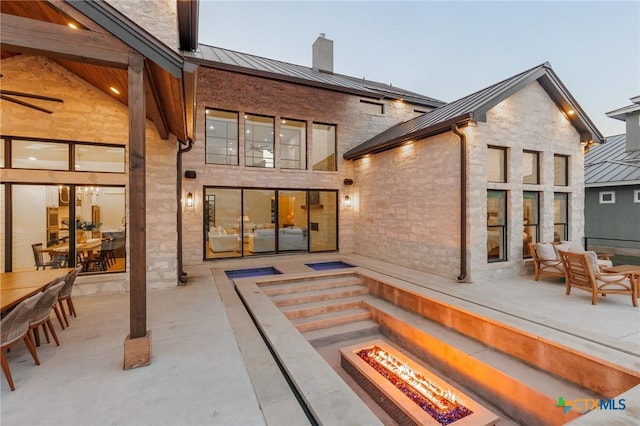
[184,44,445,108]
[584,134,640,185]
[343,62,604,160]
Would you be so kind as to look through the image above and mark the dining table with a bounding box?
[0,268,74,312]
[39,238,103,268]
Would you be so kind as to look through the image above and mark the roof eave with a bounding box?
[343,114,472,160]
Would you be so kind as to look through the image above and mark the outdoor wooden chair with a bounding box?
[528,242,564,281]
[1,299,41,391]
[558,250,637,307]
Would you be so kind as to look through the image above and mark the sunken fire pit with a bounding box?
[340,340,499,426]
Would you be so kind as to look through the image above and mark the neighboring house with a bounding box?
[584,96,640,255]
[1,2,604,295]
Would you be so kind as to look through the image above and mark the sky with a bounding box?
[196,1,639,137]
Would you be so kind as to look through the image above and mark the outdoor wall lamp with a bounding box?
[186,192,194,208]
[344,195,351,208]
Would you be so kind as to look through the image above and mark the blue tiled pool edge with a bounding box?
[305,261,355,271]
[225,267,282,279]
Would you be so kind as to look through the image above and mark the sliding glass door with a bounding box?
[204,187,337,259]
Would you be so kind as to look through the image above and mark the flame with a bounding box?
[367,346,458,412]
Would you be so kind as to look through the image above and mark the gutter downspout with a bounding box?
[177,137,193,285]
[451,124,467,282]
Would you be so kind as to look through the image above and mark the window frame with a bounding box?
[244,113,275,168]
[522,191,540,258]
[487,189,508,263]
[598,191,616,204]
[553,154,569,186]
[522,150,540,185]
[487,146,508,183]
[279,118,307,170]
[634,189,640,204]
[311,122,337,172]
[205,108,239,166]
[554,192,569,242]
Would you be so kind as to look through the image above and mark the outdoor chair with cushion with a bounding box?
[558,250,637,307]
[529,241,613,281]
[1,300,42,391]
[27,280,65,347]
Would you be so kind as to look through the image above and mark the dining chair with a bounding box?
[28,280,65,347]
[31,243,53,270]
[56,266,82,329]
[1,299,41,391]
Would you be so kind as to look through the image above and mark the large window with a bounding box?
[3,136,125,173]
[523,191,539,258]
[554,192,569,242]
[8,184,125,274]
[312,123,336,171]
[245,114,274,168]
[523,150,539,184]
[204,187,337,259]
[205,109,238,165]
[280,119,306,170]
[487,190,507,262]
[554,154,568,186]
[487,146,507,182]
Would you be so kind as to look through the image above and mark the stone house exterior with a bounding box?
[1,0,604,294]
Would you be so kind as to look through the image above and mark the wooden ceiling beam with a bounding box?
[1,13,132,68]
[46,0,108,32]
[144,64,170,140]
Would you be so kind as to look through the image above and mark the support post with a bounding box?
[124,55,150,369]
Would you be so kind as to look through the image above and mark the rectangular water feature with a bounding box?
[225,267,282,279]
[306,261,355,271]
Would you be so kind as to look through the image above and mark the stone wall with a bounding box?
[467,81,584,282]
[107,0,178,51]
[352,132,462,279]
[1,55,177,292]
[181,67,423,265]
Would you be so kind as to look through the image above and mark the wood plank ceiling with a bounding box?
[1,0,185,140]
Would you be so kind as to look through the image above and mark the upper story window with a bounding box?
[280,118,306,170]
[312,123,336,171]
[523,150,540,184]
[635,190,640,203]
[245,114,274,168]
[554,154,569,186]
[487,146,507,182]
[4,137,124,173]
[359,100,384,115]
[205,109,238,165]
[599,191,615,204]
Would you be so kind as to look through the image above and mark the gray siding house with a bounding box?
[584,96,640,256]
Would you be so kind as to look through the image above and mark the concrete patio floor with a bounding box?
[1,253,638,425]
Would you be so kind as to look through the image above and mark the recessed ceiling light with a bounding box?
[110,86,120,95]
[68,23,78,30]
[28,157,37,161]
[567,110,575,116]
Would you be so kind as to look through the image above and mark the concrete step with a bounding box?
[261,275,364,297]
[303,319,381,348]
[280,296,367,320]
[364,297,601,425]
[291,307,372,333]
[271,285,369,307]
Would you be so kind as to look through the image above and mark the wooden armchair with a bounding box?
[528,242,564,281]
[558,250,637,307]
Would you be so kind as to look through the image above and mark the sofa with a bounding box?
[248,227,308,253]
[209,226,240,252]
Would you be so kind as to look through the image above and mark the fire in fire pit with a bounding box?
[357,345,472,425]
[340,340,499,426]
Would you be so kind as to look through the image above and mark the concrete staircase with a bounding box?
[260,274,380,347]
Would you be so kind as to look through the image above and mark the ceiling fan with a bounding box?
[0,74,63,114]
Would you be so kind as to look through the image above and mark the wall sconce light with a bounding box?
[186,192,194,208]
[344,195,351,208]
[343,178,354,186]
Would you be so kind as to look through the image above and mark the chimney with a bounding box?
[626,95,640,152]
[312,33,333,73]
